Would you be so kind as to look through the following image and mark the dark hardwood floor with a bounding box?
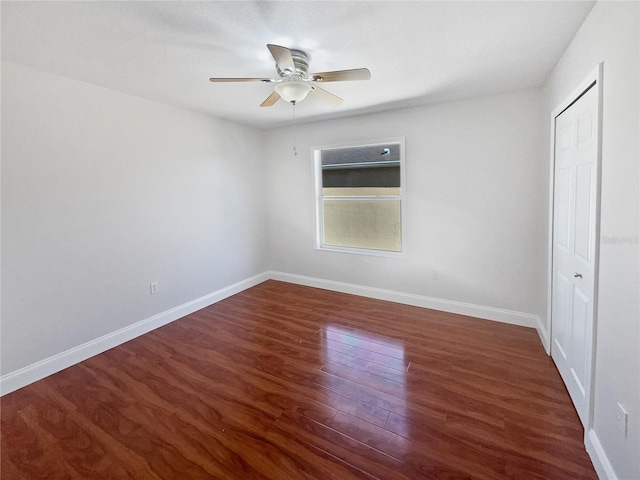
[1,280,597,479]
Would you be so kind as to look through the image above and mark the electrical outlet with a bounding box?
[364,260,372,270]
[150,282,159,295]
[616,402,628,438]
[432,271,440,281]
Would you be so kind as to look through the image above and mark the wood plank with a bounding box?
[1,280,597,479]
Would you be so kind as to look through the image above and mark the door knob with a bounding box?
[574,273,583,278]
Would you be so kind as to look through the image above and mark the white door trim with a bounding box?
[546,63,603,430]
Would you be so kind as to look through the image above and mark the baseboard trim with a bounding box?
[0,270,544,395]
[0,272,269,396]
[4,269,610,477]
[535,316,551,355]
[269,271,540,329]
[585,428,619,480]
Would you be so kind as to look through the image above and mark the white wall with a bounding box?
[542,2,639,479]
[266,90,547,321]
[1,62,268,375]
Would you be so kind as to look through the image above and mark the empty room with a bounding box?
[1,1,638,479]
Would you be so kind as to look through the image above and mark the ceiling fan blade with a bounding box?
[209,77,275,83]
[267,44,296,74]
[310,85,343,106]
[310,68,371,83]
[260,91,281,107]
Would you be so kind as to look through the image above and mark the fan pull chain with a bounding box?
[292,102,298,156]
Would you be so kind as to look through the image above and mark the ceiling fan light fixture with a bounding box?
[275,78,312,103]
[210,44,369,107]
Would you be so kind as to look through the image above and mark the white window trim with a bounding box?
[312,137,406,258]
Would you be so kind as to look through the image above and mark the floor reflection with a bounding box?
[317,323,410,447]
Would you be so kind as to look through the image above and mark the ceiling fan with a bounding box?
[209,44,371,107]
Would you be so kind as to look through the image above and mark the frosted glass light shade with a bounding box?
[275,80,312,103]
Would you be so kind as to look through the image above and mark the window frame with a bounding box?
[312,137,406,257]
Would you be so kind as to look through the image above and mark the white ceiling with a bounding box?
[1,1,595,129]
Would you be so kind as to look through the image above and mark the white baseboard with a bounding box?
[0,272,269,396]
[4,269,612,478]
[535,316,551,355]
[0,270,544,396]
[269,271,540,329]
[585,428,619,480]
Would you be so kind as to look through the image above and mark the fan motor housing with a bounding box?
[276,49,310,78]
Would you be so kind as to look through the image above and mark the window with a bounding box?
[314,138,405,255]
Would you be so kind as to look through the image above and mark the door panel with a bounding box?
[553,271,571,360]
[571,286,589,394]
[577,112,593,145]
[551,83,598,427]
[574,165,593,263]
[556,168,572,249]
[558,123,573,151]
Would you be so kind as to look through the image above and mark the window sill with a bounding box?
[316,244,404,258]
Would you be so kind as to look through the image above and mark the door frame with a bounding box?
[546,63,603,430]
